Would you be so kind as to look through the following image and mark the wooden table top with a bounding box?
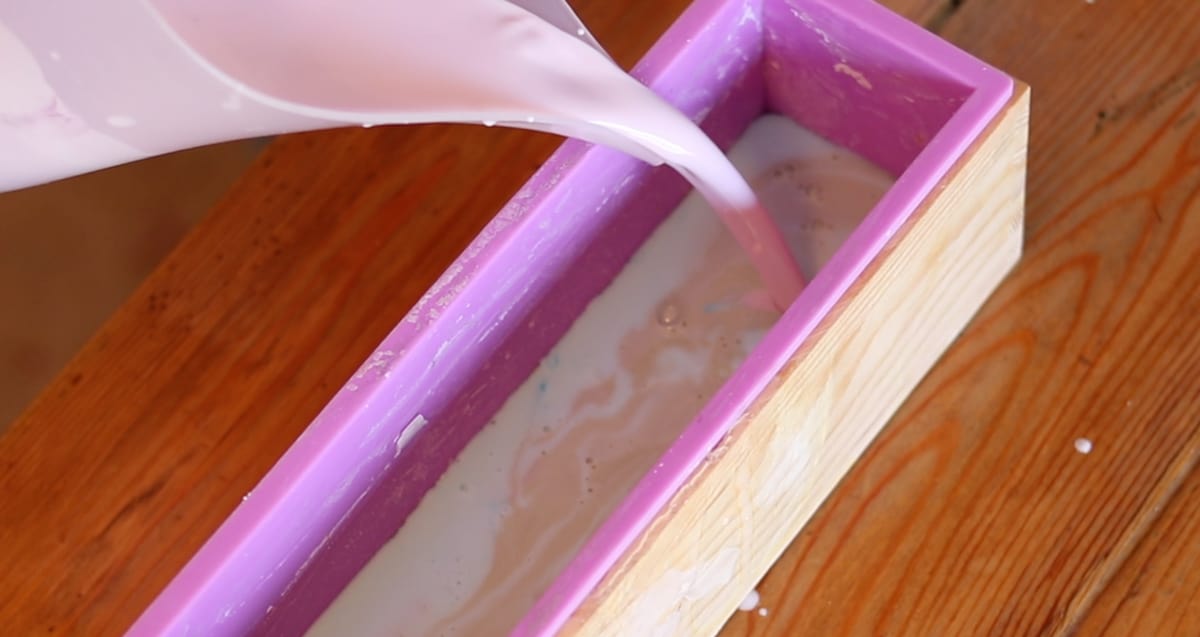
[4,0,1200,634]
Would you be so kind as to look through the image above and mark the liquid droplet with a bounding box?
[576,27,587,37]
[656,301,682,327]
[482,120,497,127]
[739,589,760,611]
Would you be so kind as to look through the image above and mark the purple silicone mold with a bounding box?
[128,0,1011,635]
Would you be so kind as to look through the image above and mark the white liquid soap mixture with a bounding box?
[304,114,895,637]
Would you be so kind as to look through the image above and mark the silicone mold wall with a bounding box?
[129,0,1011,635]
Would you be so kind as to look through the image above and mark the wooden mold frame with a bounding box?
[563,84,1030,636]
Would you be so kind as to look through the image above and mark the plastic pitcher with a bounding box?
[1,0,806,307]
[0,0,671,192]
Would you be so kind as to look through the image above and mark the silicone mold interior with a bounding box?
[129,0,1012,635]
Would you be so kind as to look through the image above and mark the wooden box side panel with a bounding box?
[561,84,1030,637]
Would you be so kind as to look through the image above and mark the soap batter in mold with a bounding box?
[304,115,895,637]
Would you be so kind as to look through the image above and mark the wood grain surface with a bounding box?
[1077,467,1200,636]
[2,0,1197,635]
[0,140,264,429]
[720,0,1200,635]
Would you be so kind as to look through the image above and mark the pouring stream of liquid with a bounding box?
[3,0,805,307]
